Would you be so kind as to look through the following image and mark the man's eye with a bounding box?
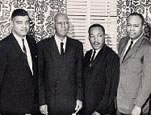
[134,25,139,27]
[16,22,22,24]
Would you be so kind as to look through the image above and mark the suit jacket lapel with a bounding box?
[48,37,60,59]
[119,37,129,63]
[10,33,25,56]
[65,37,70,52]
[26,36,36,58]
[121,35,144,63]
[49,37,64,66]
[90,45,106,67]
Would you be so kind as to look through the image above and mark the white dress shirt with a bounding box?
[90,48,101,61]
[13,32,33,75]
[55,35,67,54]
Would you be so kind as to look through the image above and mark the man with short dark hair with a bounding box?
[0,9,38,115]
[82,24,119,115]
[117,12,151,115]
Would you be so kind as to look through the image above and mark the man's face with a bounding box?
[127,15,144,40]
[89,27,105,50]
[55,14,69,38]
[12,16,30,38]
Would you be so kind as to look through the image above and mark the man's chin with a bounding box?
[18,34,27,37]
[93,47,100,50]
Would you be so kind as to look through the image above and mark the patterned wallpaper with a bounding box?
[1,0,151,45]
[0,0,66,41]
[117,0,151,41]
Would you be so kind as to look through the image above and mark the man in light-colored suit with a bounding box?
[117,12,151,115]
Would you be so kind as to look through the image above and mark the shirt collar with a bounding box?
[92,44,106,56]
[13,31,26,42]
[55,34,67,45]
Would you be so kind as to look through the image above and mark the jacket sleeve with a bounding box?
[96,52,120,114]
[37,41,46,105]
[75,42,84,101]
[0,42,7,91]
[135,44,151,107]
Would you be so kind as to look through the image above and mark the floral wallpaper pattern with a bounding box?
[0,0,66,41]
[1,0,151,46]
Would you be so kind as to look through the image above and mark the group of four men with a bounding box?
[0,8,151,115]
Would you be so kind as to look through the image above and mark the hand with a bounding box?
[131,105,141,115]
[75,100,83,113]
[39,104,48,115]
[92,111,100,115]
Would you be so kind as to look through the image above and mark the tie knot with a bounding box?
[22,39,24,43]
[61,42,64,46]
[130,40,133,45]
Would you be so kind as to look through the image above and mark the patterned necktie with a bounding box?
[60,42,64,55]
[22,39,27,54]
[123,40,133,61]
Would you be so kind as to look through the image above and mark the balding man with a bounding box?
[38,13,83,115]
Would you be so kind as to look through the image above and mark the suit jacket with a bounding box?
[83,45,119,115]
[38,36,83,115]
[117,34,151,114]
[0,33,37,114]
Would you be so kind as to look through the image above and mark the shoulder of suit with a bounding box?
[37,36,52,45]
[142,36,151,46]
[85,49,92,54]
[26,35,35,40]
[119,36,129,44]
[105,45,118,57]
[84,49,92,58]
[67,37,83,46]
[0,34,12,52]
[0,34,12,45]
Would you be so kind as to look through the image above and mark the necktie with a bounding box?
[22,39,27,54]
[123,40,133,61]
[60,42,64,55]
[90,50,96,62]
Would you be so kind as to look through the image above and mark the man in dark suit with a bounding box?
[117,12,151,115]
[38,13,83,115]
[0,9,38,115]
[82,24,119,115]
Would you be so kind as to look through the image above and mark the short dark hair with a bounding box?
[127,12,145,25]
[11,9,29,20]
[88,24,105,34]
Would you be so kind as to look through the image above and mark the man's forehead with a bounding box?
[13,16,29,20]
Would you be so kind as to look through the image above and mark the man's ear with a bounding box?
[143,22,147,30]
